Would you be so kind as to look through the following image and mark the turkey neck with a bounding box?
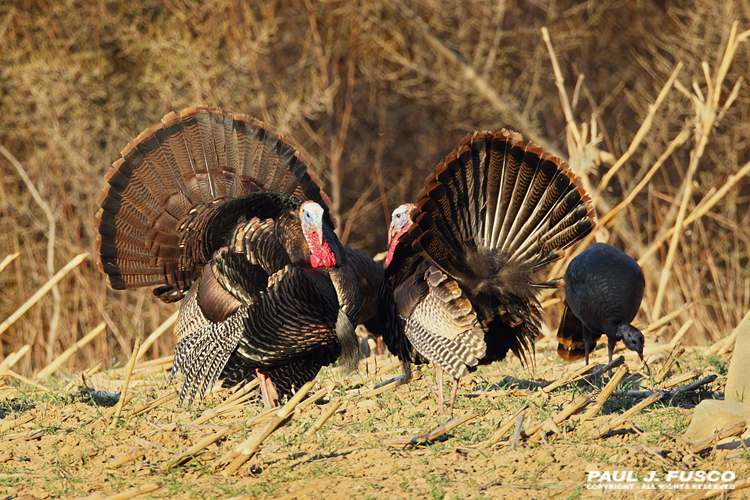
[328,265,363,372]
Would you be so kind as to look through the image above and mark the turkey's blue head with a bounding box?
[300,201,337,268]
[385,203,417,267]
[618,324,644,360]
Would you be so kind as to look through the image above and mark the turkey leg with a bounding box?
[607,336,617,364]
[436,365,445,415]
[447,378,459,417]
[582,326,596,365]
[256,370,280,407]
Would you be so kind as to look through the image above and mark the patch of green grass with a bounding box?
[427,472,448,499]
[398,475,413,494]
[42,467,88,498]
[0,398,35,419]
[564,485,585,499]
[0,474,32,489]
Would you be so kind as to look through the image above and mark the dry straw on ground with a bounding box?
[0,344,745,499]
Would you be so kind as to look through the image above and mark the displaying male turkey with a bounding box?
[556,242,645,364]
[379,129,597,414]
[95,106,381,406]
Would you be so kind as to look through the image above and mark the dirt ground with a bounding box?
[0,349,747,500]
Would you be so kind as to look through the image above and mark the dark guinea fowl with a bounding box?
[556,242,645,364]
[379,129,597,414]
[94,106,381,406]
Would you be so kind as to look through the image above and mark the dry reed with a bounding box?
[218,379,316,475]
[581,365,629,420]
[594,392,662,438]
[108,338,141,428]
[383,410,479,445]
[73,482,162,500]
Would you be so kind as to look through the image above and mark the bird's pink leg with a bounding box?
[256,370,279,408]
[447,378,459,417]
[375,336,387,356]
[436,365,445,415]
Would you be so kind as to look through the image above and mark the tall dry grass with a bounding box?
[1,0,749,376]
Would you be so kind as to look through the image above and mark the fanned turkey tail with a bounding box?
[402,129,596,363]
[94,106,332,301]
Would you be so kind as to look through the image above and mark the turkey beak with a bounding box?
[635,333,644,361]
[307,225,323,247]
[388,224,397,246]
[309,209,324,246]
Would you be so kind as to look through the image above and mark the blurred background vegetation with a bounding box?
[1,0,749,376]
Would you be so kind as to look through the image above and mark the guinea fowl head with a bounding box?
[617,324,644,360]
[385,203,417,267]
[300,201,337,268]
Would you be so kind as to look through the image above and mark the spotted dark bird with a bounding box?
[94,106,383,406]
[379,129,596,414]
[556,242,645,364]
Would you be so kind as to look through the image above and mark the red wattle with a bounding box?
[309,241,337,268]
[385,245,396,267]
[301,217,337,268]
[385,226,409,267]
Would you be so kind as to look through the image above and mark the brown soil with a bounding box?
[0,351,747,500]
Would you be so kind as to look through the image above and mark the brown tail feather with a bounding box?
[423,148,475,244]
[496,143,545,252]
[556,302,589,362]
[511,171,583,259]
[556,301,608,363]
[95,106,331,298]
[486,131,525,248]
[153,110,211,205]
[407,129,595,274]
[409,209,465,278]
[169,107,225,201]
[538,210,595,257]
[503,154,562,255]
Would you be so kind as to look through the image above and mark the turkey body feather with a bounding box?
[557,242,645,364]
[95,106,381,406]
[380,129,596,413]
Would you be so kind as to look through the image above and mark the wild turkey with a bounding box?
[556,242,645,364]
[95,106,381,406]
[379,129,596,414]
